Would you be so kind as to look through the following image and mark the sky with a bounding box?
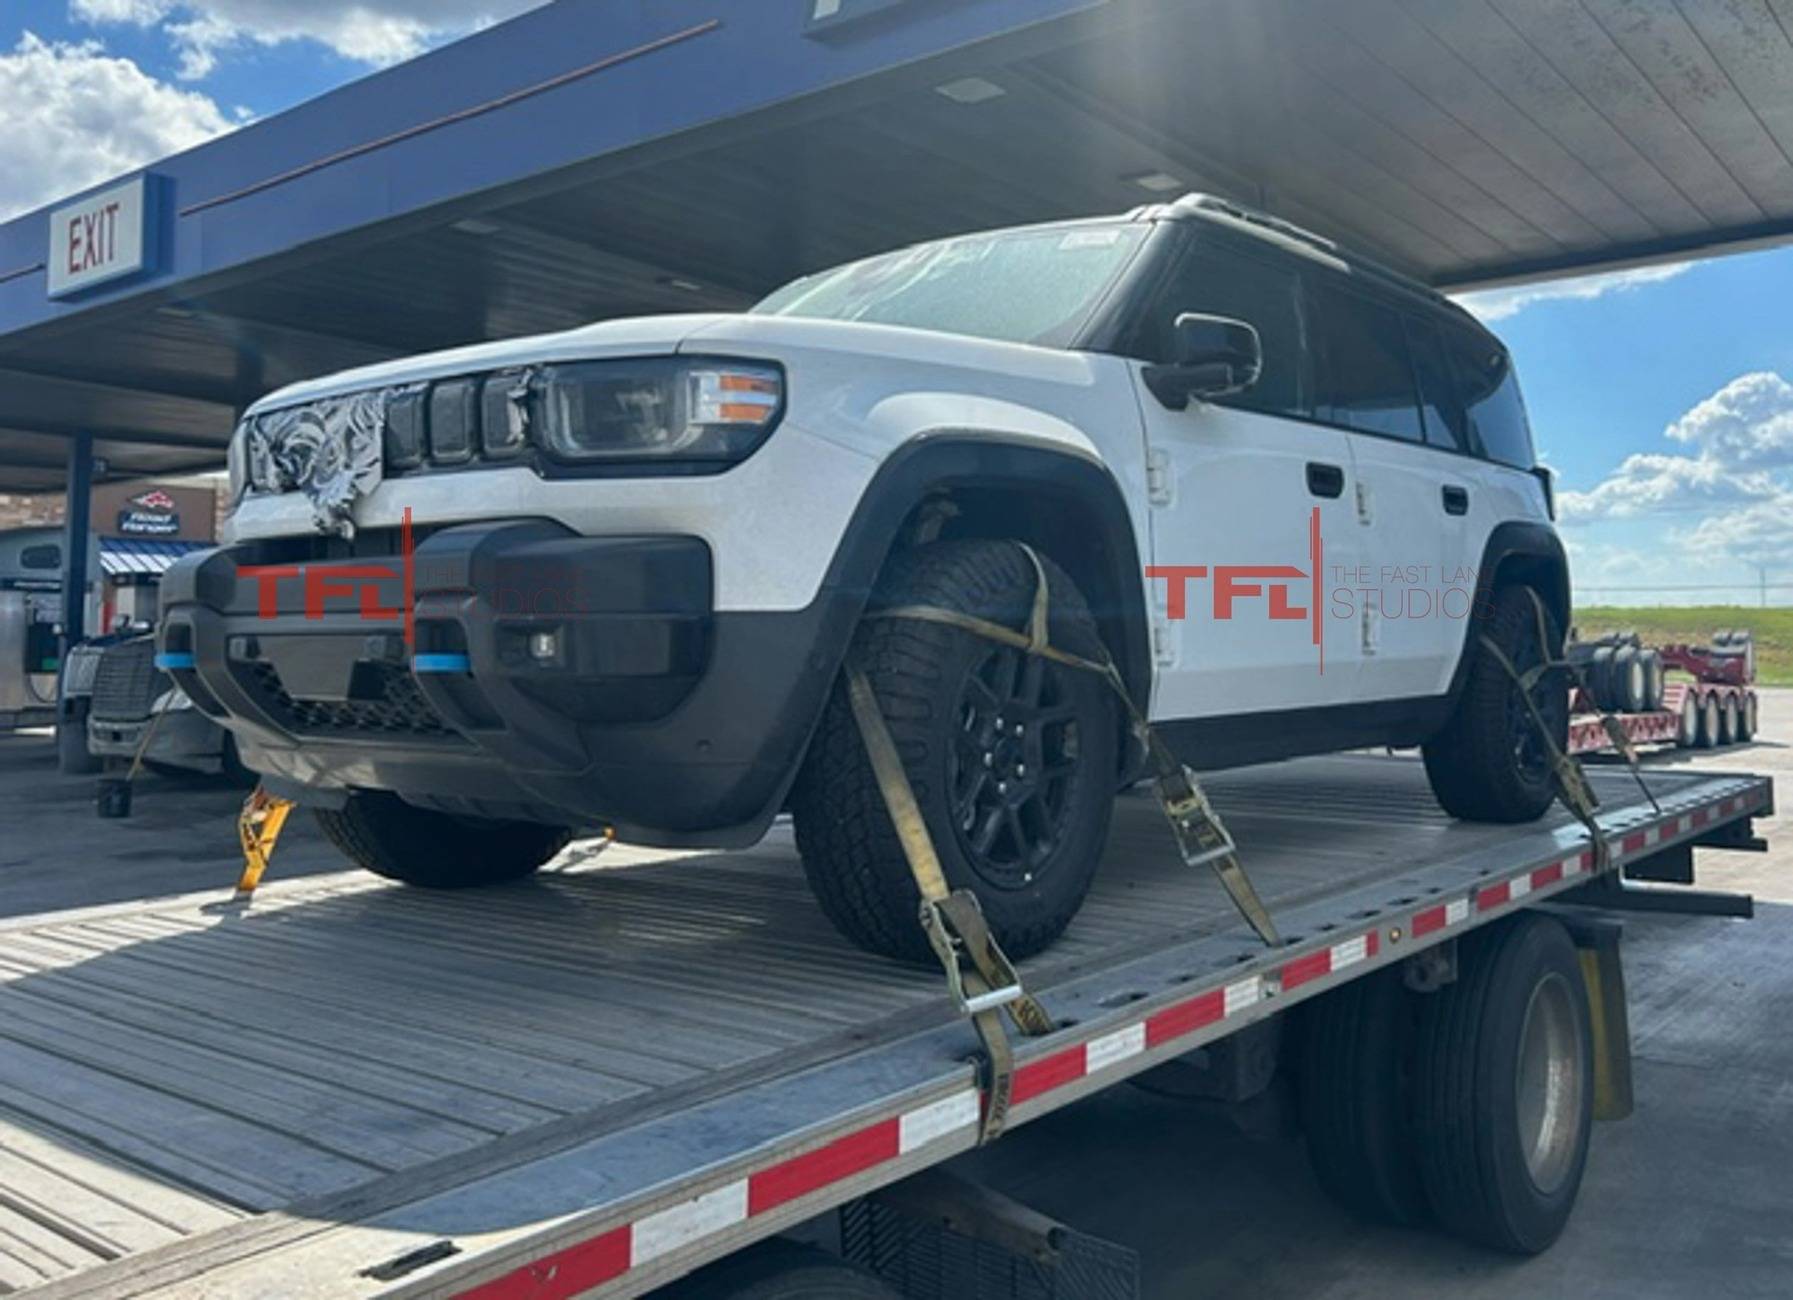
[3,0,1791,606]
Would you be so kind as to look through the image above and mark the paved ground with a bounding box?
[1,698,1789,1297]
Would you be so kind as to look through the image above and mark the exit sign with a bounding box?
[47,176,158,299]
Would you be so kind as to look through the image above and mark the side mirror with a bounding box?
[1144,313,1263,410]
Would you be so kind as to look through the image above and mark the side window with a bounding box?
[1405,318,1470,452]
[1447,327,1534,468]
[20,545,60,570]
[1131,241,1306,417]
[1311,285,1424,442]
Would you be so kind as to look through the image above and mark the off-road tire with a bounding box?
[1423,585,1567,823]
[316,791,570,888]
[1412,914,1594,1254]
[790,540,1119,962]
[1298,966,1431,1227]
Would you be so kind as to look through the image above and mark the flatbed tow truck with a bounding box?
[0,754,1772,1298]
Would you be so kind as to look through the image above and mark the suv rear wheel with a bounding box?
[316,791,571,888]
[1423,585,1567,823]
[791,540,1119,961]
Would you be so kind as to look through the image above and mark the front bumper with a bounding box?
[158,520,853,845]
[88,708,222,773]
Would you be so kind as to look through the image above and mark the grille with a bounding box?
[242,660,460,741]
[90,639,168,723]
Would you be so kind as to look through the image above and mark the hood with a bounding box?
[245,313,738,417]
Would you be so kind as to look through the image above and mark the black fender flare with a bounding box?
[1445,520,1571,699]
[814,432,1154,714]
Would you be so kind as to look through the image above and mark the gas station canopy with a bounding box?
[4,0,1793,492]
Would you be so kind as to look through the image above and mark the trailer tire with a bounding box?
[1413,914,1593,1255]
[1614,646,1647,713]
[1720,694,1740,746]
[1587,647,1616,711]
[1740,693,1758,742]
[1641,650,1664,712]
[315,792,570,888]
[1298,967,1430,1227]
[1697,694,1721,749]
[1423,585,1567,824]
[791,540,1119,962]
[660,1240,901,1299]
[1677,692,1698,748]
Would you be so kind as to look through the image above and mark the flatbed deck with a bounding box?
[0,754,1771,1299]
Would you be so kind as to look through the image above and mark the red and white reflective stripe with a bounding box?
[458,1090,980,1299]
[451,784,1763,1300]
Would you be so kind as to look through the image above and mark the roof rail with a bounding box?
[1172,191,1464,314]
[1174,193,1339,255]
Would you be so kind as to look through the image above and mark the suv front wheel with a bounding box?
[791,540,1120,962]
[1423,585,1567,824]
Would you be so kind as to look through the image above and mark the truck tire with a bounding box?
[1740,692,1758,742]
[1720,694,1739,746]
[1697,694,1721,749]
[315,792,570,888]
[791,540,1120,962]
[57,704,100,775]
[1412,914,1593,1255]
[1423,585,1567,824]
[1298,966,1430,1227]
[660,1240,900,1299]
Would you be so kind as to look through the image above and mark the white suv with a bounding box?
[160,195,1568,959]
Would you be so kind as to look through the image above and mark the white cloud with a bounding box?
[1454,262,1692,323]
[1561,371,1793,600]
[0,32,234,220]
[69,0,551,80]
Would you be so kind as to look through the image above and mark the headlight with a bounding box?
[226,421,249,505]
[534,359,783,465]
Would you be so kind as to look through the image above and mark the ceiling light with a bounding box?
[1125,171,1184,194]
[451,218,502,236]
[659,276,705,293]
[935,77,1005,105]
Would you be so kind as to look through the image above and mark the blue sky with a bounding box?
[3,0,1789,603]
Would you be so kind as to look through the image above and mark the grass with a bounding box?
[1572,605,1793,687]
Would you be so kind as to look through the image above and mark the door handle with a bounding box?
[1306,462,1345,498]
[1442,485,1470,516]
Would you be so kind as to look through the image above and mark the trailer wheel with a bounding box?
[1587,647,1616,711]
[791,540,1119,961]
[1423,585,1567,823]
[315,792,570,888]
[1720,695,1740,746]
[1614,646,1647,713]
[1697,694,1721,749]
[1413,914,1594,1255]
[1641,650,1664,712]
[1676,692,1698,748]
[1298,967,1430,1226]
[659,1240,901,1299]
[1740,693,1758,742]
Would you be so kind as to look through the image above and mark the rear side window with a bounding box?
[1447,328,1534,468]
[1311,285,1424,442]
[1130,241,1306,417]
[1405,318,1470,452]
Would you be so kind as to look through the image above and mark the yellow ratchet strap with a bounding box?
[872,543,1282,949]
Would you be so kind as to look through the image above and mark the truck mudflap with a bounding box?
[24,761,1765,1300]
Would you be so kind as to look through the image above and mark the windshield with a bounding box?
[752,222,1148,349]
